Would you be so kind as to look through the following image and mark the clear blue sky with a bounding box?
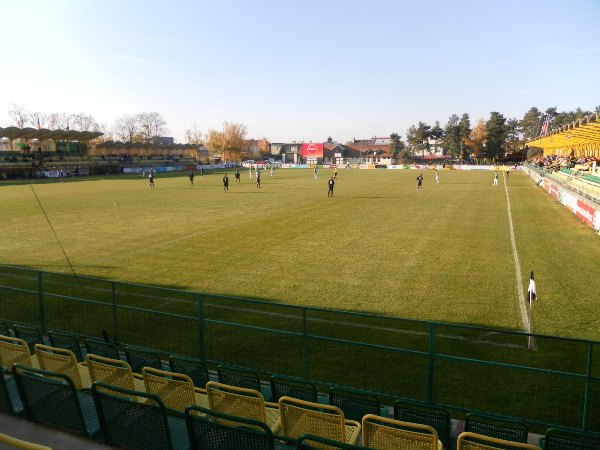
[1,0,598,143]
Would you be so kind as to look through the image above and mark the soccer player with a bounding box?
[235,169,241,184]
[59,169,64,183]
[416,174,423,191]
[256,171,261,188]
[328,177,335,197]
[434,169,440,184]
[270,165,275,177]
[314,165,318,179]
[149,171,155,189]
[223,174,229,192]
[493,171,499,186]
[249,165,253,179]
[334,169,338,180]
[199,165,204,179]
[189,171,194,185]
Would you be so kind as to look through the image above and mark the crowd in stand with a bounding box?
[530,154,598,173]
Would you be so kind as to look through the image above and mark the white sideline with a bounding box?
[503,173,531,333]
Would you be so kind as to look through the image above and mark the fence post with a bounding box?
[111,282,119,345]
[197,294,206,363]
[427,323,436,404]
[582,342,594,430]
[302,308,307,379]
[37,271,46,334]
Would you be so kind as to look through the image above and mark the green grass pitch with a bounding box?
[1,168,598,341]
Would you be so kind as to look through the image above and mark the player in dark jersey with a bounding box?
[189,171,194,185]
[223,174,229,192]
[328,177,335,197]
[416,174,423,191]
[256,171,261,188]
[235,169,241,184]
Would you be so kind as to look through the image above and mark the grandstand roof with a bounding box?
[527,112,600,154]
[0,127,103,142]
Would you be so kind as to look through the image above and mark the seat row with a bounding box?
[1,326,599,449]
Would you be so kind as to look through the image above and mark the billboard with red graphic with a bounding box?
[301,143,324,158]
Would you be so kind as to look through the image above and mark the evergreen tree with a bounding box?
[519,107,542,141]
[485,112,508,159]
[443,114,461,157]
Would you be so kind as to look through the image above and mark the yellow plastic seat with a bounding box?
[457,432,542,450]
[278,395,361,445]
[362,414,442,450]
[142,366,208,412]
[34,344,91,389]
[207,380,281,433]
[86,353,145,394]
[0,336,38,372]
[0,432,52,449]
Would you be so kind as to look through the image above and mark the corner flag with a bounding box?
[527,271,537,303]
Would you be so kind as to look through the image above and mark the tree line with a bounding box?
[6,103,599,161]
[390,105,600,160]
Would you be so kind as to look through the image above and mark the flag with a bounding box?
[540,115,551,136]
[527,271,537,303]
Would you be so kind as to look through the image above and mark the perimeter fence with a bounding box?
[0,264,598,433]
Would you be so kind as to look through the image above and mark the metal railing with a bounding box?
[524,162,600,205]
[0,264,598,433]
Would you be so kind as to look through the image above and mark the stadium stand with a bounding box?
[206,381,281,433]
[217,364,263,393]
[278,396,361,444]
[0,367,24,416]
[0,336,38,371]
[270,374,319,403]
[0,433,52,450]
[362,413,442,449]
[394,399,452,449]
[185,404,292,450]
[48,330,84,362]
[457,432,541,449]
[13,365,100,439]
[85,353,145,392]
[34,344,91,389]
[0,332,599,449]
[125,345,163,373]
[142,367,209,412]
[168,354,210,388]
[464,412,529,446]
[12,325,44,354]
[92,382,188,449]
[329,386,383,423]
[541,428,600,450]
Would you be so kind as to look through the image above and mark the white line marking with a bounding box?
[503,174,530,333]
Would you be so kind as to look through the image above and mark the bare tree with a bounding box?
[55,112,73,130]
[8,104,29,128]
[72,113,99,132]
[139,112,168,142]
[185,122,203,144]
[46,112,60,130]
[29,112,47,129]
[113,114,141,142]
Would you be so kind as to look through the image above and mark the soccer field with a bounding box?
[1,168,599,340]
